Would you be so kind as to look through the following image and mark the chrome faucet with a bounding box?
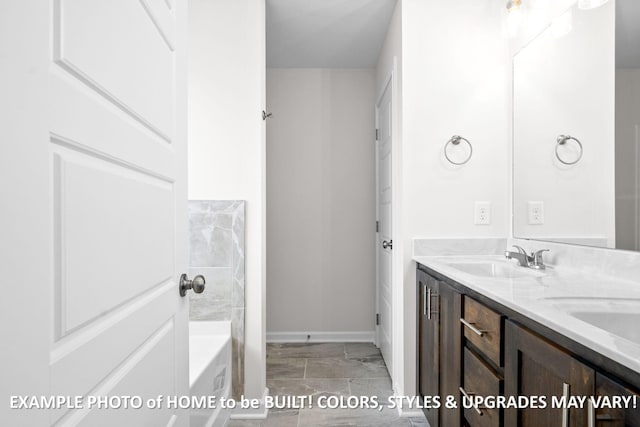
[504,245,530,267]
[504,245,549,270]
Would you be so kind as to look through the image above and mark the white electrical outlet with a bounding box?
[528,201,544,225]
[474,201,491,225]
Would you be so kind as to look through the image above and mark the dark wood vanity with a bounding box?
[417,263,640,427]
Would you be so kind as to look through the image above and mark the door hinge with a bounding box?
[375,129,379,141]
[376,313,380,326]
[376,220,379,233]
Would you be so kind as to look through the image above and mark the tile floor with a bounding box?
[226,342,428,427]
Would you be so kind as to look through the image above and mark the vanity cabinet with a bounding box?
[416,269,462,427]
[417,271,440,426]
[594,373,640,426]
[416,264,640,427]
[504,321,594,427]
[461,296,504,427]
[440,280,462,427]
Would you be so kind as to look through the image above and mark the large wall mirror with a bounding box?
[513,0,640,251]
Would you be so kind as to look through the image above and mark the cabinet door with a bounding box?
[594,373,640,427]
[418,272,440,426]
[505,321,595,427]
[440,281,462,427]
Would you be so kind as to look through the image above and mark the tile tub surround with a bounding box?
[189,200,245,398]
[226,343,427,427]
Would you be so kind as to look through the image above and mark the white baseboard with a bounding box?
[396,405,426,419]
[228,387,269,420]
[391,388,427,420]
[266,331,376,343]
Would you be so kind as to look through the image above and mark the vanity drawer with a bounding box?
[462,347,502,427]
[462,296,503,366]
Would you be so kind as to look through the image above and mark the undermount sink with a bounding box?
[570,312,640,344]
[545,298,640,345]
[445,261,543,279]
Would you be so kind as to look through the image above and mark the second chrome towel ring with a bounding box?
[444,135,473,165]
[555,135,583,165]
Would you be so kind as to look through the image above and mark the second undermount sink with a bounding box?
[445,261,543,279]
[545,298,640,345]
[570,312,640,344]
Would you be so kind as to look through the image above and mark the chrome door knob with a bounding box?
[179,273,206,297]
[382,240,393,250]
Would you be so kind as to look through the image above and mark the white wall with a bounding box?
[512,2,616,247]
[266,68,377,339]
[380,0,510,398]
[188,0,266,400]
[616,68,640,251]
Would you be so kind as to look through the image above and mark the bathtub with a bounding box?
[189,321,232,427]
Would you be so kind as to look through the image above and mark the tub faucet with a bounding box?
[504,245,549,270]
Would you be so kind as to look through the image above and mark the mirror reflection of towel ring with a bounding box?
[555,135,583,165]
[444,135,473,165]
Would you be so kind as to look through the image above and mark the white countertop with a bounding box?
[413,254,640,375]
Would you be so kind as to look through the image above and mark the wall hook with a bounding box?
[262,110,273,120]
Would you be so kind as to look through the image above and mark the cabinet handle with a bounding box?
[562,382,570,427]
[588,399,595,427]
[427,287,432,320]
[423,284,427,316]
[460,318,486,337]
[459,387,483,416]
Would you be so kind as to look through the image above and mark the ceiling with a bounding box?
[266,0,398,68]
[616,0,640,68]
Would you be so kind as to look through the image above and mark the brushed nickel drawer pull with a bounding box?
[459,387,483,416]
[460,318,486,337]
[427,287,432,320]
[562,382,570,427]
[422,283,427,317]
[588,399,594,427]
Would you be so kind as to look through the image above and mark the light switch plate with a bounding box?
[474,201,491,225]
[528,201,544,225]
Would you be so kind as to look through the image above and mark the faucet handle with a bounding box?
[532,249,549,268]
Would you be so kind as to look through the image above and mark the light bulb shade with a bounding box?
[578,0,609,10]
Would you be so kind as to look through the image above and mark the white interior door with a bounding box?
[376,78,393,375]
[0,1,189,426]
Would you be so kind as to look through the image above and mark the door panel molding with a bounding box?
[53,0,175,142]
[139,0,176,50]
[52,319,175,425]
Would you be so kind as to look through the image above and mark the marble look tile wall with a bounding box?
[188,200,245,398]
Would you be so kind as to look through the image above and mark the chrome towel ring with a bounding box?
[555,135,583,165]
[444,135,473,165]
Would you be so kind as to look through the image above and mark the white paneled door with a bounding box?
[0,1,189,426]
[376,77,393,376]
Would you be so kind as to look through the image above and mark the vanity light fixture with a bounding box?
[506,0,523,37]
[578,0,609,10]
